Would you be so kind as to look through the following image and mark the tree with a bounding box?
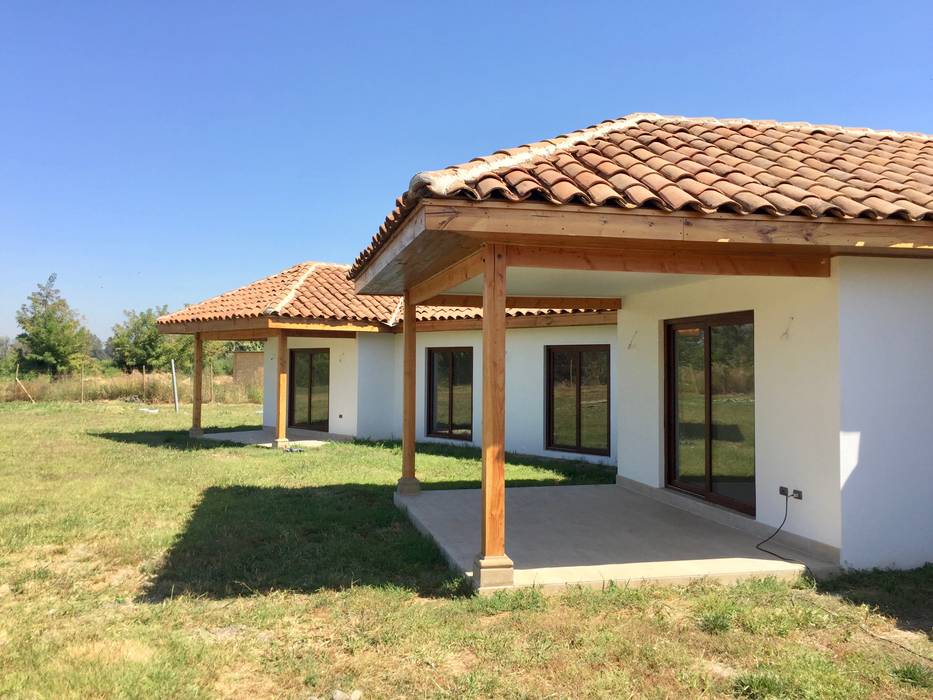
[109,306,167,371]
[87,333,108,361]
[109,306,194,372]
[16,274,91,374]
[0,337,16,375]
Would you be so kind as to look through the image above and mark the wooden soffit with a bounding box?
[353,198,933,296]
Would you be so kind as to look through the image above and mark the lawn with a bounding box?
[0,402,930,699]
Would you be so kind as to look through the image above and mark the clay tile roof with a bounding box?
[349,113,933,279]
[157,262,596,328]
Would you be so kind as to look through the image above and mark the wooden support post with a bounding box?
[274,332,289,449]
[474,244,513,590]
[397,291,420,494]
[190,333,203,437]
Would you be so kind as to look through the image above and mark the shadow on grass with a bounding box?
[817,564,933,638]
[140,484,469,601]
[92,425,262,451]
[351,438,617,487]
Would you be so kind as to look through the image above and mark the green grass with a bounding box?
[0,402,930,699]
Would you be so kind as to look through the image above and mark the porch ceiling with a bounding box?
[448,267,708,297]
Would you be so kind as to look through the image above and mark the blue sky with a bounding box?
[1,1,931,339]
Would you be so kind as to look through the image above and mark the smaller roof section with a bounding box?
[158,262,398,327]
[157,262,610,331]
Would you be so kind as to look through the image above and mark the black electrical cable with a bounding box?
[754,493,815,579]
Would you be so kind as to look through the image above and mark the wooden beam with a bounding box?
[422,198,933,252]
[408,249,486,304]
[474,244,513,588]
[157,316,384,336]
[504,244,831,277]
[190,332,203,437]
[274,332,288,448]
[412,310,618,333]
[422,294,623,309]
[398,292,420,494]
[200,329,272,341]
[267,319,384,333]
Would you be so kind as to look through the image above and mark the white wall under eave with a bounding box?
[388,324,618,464]
[616,273,842,549]
[261,335,359,437]
[356,332,400,440]
[836,256,933,570]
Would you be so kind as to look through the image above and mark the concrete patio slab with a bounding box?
[395,484,838,592]
[199,427,350,449]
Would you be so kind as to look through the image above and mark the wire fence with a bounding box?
[1,369,262,404]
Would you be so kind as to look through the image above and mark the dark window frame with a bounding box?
[545,344,611,456]
[426,346,473,441]
[288,348,330,432]
[664,310,755,515]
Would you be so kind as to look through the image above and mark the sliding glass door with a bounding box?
[289,349,330,432]
[666,312,755,514]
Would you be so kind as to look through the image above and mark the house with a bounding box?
[156,262,618,461]
[346,113,933,588]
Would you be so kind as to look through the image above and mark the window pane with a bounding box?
[309,351,329,431]
[550,350,578,448]
[431,351,450,434]
[673,328,706,487]
[580,349,609,451]
[450,350,472,438]
[291,352,310,426]
[711,322,755,507]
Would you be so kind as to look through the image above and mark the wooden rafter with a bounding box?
[504,244,831,277]
[411,310,617,333]
[408,249,485,304]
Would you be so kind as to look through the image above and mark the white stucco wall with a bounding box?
[262,335,359,436]
[262,324,617,463]
[355,332,400,440]
[616,273,842,548]
[836,257,933,569]
[382,325,618,463]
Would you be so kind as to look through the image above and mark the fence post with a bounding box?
[142,365,147,401]
[81,363,85,404]
[171,359,179,414]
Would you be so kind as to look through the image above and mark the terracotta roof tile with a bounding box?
[349,113,933,279]
[157,262,601,328]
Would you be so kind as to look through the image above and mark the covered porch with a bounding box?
[396,484,838,591]
[157,316,382,448]
[353,194,933,590]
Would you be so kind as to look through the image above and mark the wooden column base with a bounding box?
[188,428,204,438]
[273,438,289,449]
[396,477,421,495]
[473,554,514,591]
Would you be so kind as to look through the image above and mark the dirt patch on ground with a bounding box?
[68,639,155,664]
[213,664,282,700]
